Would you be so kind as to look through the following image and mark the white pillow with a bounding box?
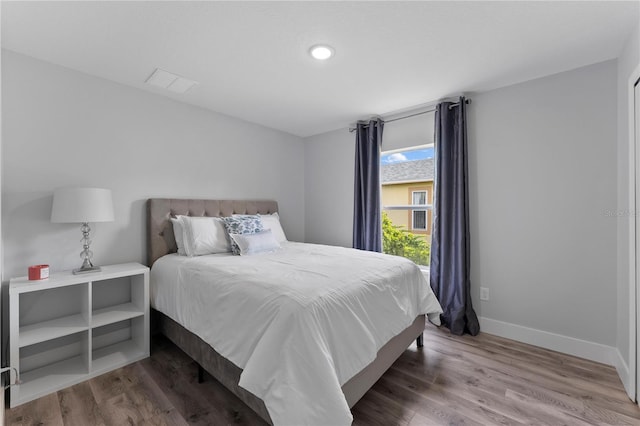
[170,217,187,256]
[229,230,281,256]
[177,215,231,256]
[258,213,287,243]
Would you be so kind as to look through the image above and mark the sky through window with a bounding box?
[381,147,433,164]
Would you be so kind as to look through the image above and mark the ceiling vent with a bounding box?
[145,68,198,94]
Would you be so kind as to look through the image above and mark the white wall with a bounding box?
[468,60,617,349]
[305,60,619,361]
[616,21,640,396]
[1,50,305,281]
[304,128,354,247]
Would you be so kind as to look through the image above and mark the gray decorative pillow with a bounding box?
[229,230,281,256]
[221,215,265,255]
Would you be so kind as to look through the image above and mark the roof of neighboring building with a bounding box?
[381,158,434,184]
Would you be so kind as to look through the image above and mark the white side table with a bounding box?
[9,262,149,407]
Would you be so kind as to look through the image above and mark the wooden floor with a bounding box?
[6,325,640,425]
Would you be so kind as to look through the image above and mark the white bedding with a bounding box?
[151,242,442,425]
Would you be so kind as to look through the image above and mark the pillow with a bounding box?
[258,213,287,243]
[229,230,281,256]
[177,215,231,256]
[170,217,187,256]
[221,215,264,255]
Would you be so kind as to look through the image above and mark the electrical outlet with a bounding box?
[480,287,489,301]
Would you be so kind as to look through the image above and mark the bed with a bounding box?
[147,198,442,425]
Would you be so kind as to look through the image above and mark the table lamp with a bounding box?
[51,187,114,274]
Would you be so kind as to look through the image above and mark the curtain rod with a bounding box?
[348,99,471,132]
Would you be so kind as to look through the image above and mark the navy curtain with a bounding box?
[430,98,480,336]
[353,119,384,252]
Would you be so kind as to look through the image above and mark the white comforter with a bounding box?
[151,242,442,425]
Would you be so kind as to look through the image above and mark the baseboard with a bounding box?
[612,348,635,400]
[478,317,617,366]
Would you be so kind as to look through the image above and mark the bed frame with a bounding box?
[147,198,425,424]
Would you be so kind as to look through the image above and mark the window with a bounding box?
[380,145,434,267]
[411,191,427,231]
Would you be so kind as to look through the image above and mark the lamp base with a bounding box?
[72,266,102,275]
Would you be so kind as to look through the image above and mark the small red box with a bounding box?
[28,264,49,280]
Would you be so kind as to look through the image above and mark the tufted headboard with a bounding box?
[147,198,279,267]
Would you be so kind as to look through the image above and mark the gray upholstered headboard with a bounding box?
[147,198,279,267]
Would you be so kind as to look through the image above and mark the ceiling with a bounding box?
[2,1,638,137]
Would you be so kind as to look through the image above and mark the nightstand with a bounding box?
[9,262,149,407]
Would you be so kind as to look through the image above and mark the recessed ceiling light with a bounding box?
[309,45,334,60]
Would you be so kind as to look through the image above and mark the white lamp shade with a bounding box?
[51,187,114,223]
